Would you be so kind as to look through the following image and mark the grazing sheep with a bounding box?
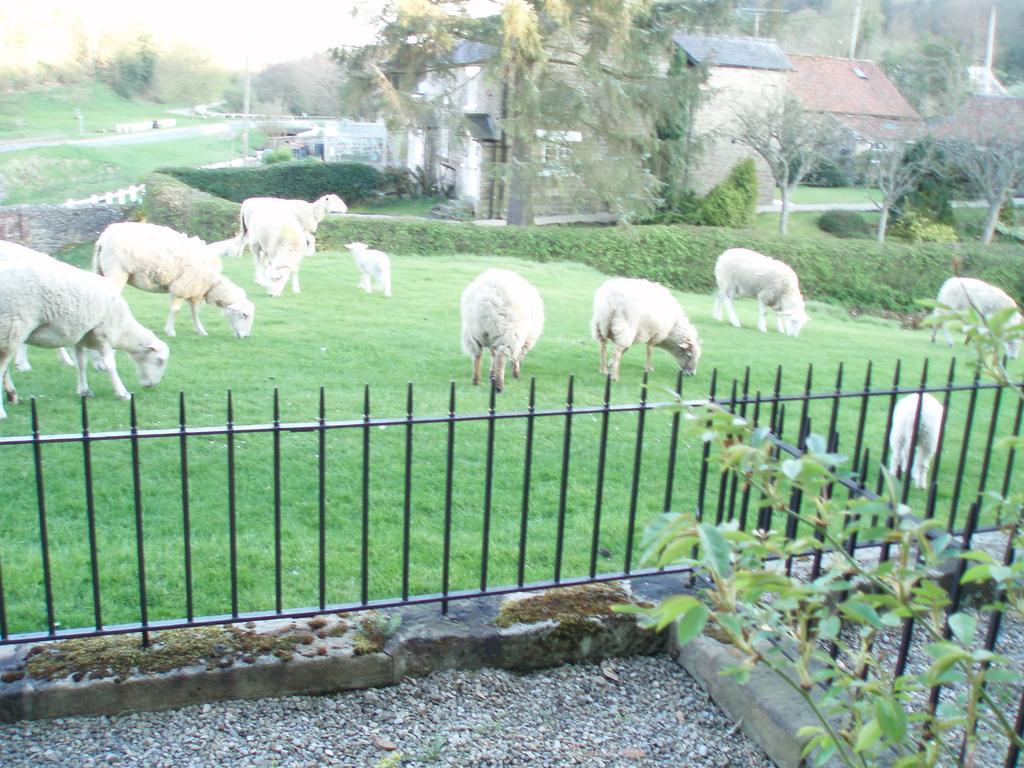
[460,269,544,392]
[0,240,77,371]
[713,248,809,337]
[345,242,392,297]
[887,393,944,490]
[930,276,1022,359]
[591,277,701,382]
[94,223,255,338]
[0,258,170,418]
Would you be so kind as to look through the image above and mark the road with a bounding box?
[0,122,238,154]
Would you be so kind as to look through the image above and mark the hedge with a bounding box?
[157,162,385,205]
[143,172,1024,315]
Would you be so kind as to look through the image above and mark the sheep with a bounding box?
[245,210,310,297]
[0,258,170,418]
[236,193,347,271]
[345,242,392,297]
[94,223,255,338]
[591,277,701,382]
[930,276,1022,359]
[887,393,944,490]
[460,269,544,392]
[0,240,77,371]
[713,248,809,337]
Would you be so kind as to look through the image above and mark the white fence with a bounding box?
[64,185,145,208]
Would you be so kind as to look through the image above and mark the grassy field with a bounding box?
[789,186,880,205]
[348,196,447,217]
[0,83,204,142]
[0,248,1018,637]
[0,132,261,204]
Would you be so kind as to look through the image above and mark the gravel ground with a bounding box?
[0,654,775,768]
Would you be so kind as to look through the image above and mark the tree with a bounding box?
[731,94,837,235]
[100,35,157,99]
[882,38,968,119]
[151,45,229,110]
[335,0,731,225]
[943,104,1024,245]
[867,138,940,243]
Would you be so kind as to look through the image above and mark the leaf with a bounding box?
[675,604,710,645]
[781,458,803,480]
[373,736,398,751]
[817,616,840,641]
[621,748,646,760]
[875,698,907,743]
[697,523,731,578]
[601,665,620,682]
[948,612,977,646]
[805,434,827,454]
[854,718,882,753]
[959,564,993,585]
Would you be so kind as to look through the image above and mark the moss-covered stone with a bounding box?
[351,611,400,656]
[494,583,635,630]
[23,625,312,682]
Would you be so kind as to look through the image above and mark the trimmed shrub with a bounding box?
[695,159,758,228]
[158,162,386,205]
[144,172,1024,314]
[890,209,959,243]
[262,147,295,165]
[817,210,874,239]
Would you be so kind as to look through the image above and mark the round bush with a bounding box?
[817,210,874,239]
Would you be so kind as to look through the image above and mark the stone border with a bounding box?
[0,575,829,767]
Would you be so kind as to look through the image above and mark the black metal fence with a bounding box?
[0,359,1022,762]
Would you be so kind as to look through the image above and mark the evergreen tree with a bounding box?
[336,0,731,225]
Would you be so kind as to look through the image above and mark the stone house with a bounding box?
[672,34,792,205]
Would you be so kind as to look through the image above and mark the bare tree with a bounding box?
[867,137,940,243]
[731,94,836,234]
[943,104,1024,244]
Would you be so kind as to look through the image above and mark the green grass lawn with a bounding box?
[0,132,261,204]
[789,186,880,205]
[0,249,1017,637]
[752,210,882,239]
[348,196,447,217]
[0,82,204,142]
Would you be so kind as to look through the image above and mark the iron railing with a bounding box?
[0,359,1022,763]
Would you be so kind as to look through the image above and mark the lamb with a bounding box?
[887,393,944,490]
[460,269,544,392]
[0,240,77,371]
[345,242,392,297]
[713,248,809,337]
[0,258,170,418]
[930,276,1022,359]
[94,223,255,338]
[245,209,310,297]
[591,277,701,381]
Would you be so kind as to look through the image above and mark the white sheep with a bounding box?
[887,393,944,490]
[236,193,347,272]
[591,277,701,381]
[0,240,77,371]
[345,242,392,297]
[0,258,170,418]
[713,248,809,337]
[94,223,255,338]
[460,269,544,392]
[930,276,1022,359]
[244,210,309,298]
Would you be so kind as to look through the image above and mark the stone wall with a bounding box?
[689,67,788,205]
[0,204,133,254]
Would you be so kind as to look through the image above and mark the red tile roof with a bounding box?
[786,54,919,121]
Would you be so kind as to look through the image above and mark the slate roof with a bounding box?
[672,34,791,71]
[437,40,496,67]
[786,55,918,120]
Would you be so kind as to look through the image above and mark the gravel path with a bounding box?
[0,654,773,768]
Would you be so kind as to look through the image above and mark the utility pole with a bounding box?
[752,10,761,37]
[848,0,862,59]
[983,5,997,93]
[242,56,251,162]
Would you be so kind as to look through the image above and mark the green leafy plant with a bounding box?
[891,208,959,244]
[262,146,295,165]
[624,309,1024,767]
